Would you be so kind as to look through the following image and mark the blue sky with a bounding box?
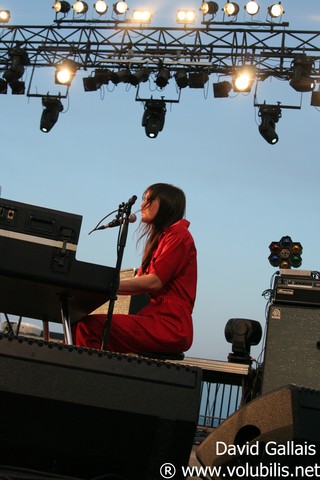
[1,1,320,361]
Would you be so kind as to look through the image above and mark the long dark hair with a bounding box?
[139,183,186,273]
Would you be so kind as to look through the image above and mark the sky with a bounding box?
[1,1,320,362]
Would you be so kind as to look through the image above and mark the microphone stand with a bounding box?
[101,195,137,350]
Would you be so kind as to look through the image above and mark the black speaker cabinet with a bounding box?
[197,384,320,479]
[0,334,202,480]
[262,304,320,395]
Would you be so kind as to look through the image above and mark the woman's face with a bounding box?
[141,190,160,224]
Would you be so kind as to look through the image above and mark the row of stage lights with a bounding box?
[52,1,285,23]
[0,1,285,24]
[0,47,319,141]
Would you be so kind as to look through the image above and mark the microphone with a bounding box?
[96,213,137,230]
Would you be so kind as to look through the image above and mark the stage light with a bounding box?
[40,97,64,133]
[0,79,7,94]
[268,2,284,18]
[223,2,239,16]
[289,55,315,93]
[225,318,262,364]
[131,10,152,23]
[213,80,232,97]
[110,69,131,84]
[188,72,209,88]
[311,89,320,107]
[258,104,281,145]
[2,47,29,84]
[0,10,10,22]
[200,2,218,16]
[94,0,108,14]
[55,59,78,85]
[176,10,197,24]
[73,1,88,14]
[175,71,189,89]
[268,236,302,268]
[52,1,71,13]
[233,66,256,92]
[10,80,25,95]
[129,68,149,86]
[245,1,260,16]
[155,68,170,88]
[83,70,111,91]
[113,1,128,14]
[142,99,166,138]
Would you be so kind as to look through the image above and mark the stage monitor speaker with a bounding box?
[262,304,320,395]
[0,334,202,480]
[197,384,320,479]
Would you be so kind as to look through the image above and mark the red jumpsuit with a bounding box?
[74,219,197,353]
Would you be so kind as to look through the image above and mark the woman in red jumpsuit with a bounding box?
[74,183,197,353]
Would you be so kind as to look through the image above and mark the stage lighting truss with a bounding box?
[268,236,303,269]
[2,4,320,141]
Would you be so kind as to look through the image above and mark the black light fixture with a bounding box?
[223,2,240,17]
[10,81,25,95]
[268,236,303,269]
[155,68,170,88]
[40,97,64,133]
[225,318,262,364]
[2,47,29,84]
[129,68,149,86]
[289,55,315,93]
[175,71,189,89]
[110,69,131,85]
[83,69,111,91]
[52,1,71,13]
[142,99,166,138]
[311,89,320,107]
[213,80,232,97]
[188,72,209,88]
[0,78,7,94]
[258,104,281,145]
[200,2,219,16]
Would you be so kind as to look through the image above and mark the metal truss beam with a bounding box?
[0,23,320,79]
